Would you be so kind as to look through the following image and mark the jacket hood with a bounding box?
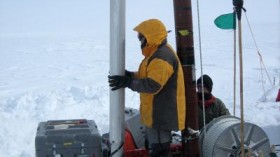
[133,19,167,48]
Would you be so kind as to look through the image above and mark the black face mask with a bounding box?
[138,33,147,49]
[197,92,212,100]
[140,38,147,49]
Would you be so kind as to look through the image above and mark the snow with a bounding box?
[0,0,279,156]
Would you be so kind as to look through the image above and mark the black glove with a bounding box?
[108,75,132,91]
[125,70,133,77]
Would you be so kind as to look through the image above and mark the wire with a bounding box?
[196,0,206,135]
[244,12,274,99]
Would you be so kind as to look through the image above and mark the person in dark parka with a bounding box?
[197,74,230,130]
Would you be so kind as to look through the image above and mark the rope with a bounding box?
[244,12,274,99]
[195,0,207,135]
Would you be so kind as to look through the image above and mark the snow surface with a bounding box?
[0,0,279,156]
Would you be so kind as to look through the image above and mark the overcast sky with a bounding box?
[0,0,279,36]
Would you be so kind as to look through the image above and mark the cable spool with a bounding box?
[199,115,271,157]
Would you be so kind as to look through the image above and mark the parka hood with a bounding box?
[133,19,168,56]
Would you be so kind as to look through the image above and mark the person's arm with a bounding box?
[129,78,161,93]
[216,98,230,116]
[125,70,138,78]
[130,57,174,94]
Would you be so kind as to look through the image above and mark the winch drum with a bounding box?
[199,116,271,157]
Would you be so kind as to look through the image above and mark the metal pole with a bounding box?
[109,0,125,156]
[238,19,245,157]
[233,11,237,116]
[173,0,200,156]
[233,0,245,156]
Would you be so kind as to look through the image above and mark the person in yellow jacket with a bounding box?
[109,19,186,157]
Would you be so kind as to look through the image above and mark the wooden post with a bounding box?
[173,0,200,156]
